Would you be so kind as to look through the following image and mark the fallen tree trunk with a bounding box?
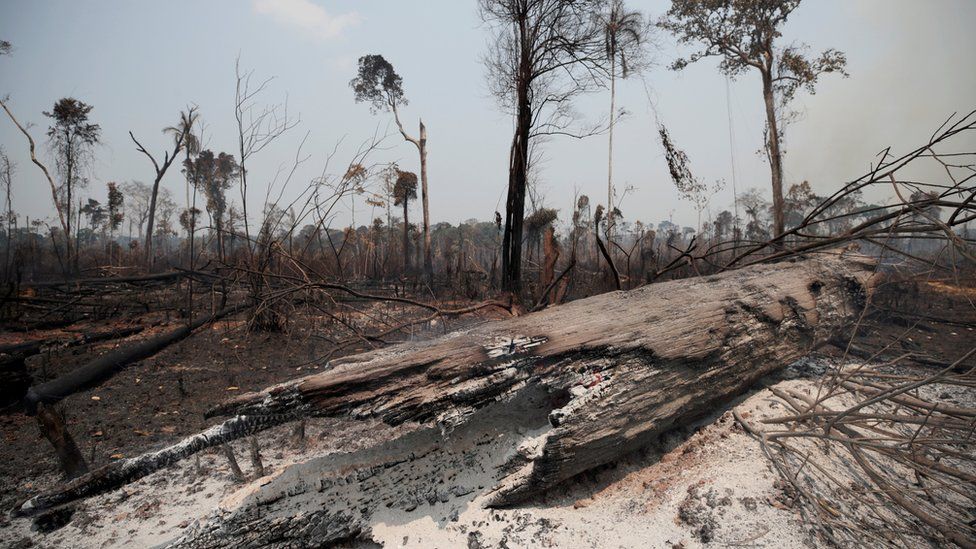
[16,254,875,539]
[0,325,147,408]
[22,303,249,412]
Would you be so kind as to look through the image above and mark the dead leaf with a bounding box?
[226,386,239,391]
[110,453,125,459]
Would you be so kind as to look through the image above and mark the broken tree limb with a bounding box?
[14,413,295,517]
[17,253,875,521]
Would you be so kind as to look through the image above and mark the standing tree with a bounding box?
[350,54,433,285]
[659,0,846,237]
[43,98,101,272]
[598,0,647,239]
[129,107,197,267]
[106,182,124,243]
[234,59,297,261]
[393,169,418,275]
[183,150,239,262]
[0,147,14,280]
[479,0,608,294]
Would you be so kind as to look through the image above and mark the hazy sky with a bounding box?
[1,0,974,231]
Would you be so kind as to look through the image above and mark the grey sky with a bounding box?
[1,0,974,232]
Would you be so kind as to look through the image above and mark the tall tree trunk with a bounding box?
[144,174,161,269]
[402,201,409,274]
[607,55,616,240]
[502,69,532,295]
[65,136,75,274]
[419,121,433,286]
[761,69,785,237]
[35,403,88,480]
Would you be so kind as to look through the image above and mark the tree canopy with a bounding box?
[350,54,407,113]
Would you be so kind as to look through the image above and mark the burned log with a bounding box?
[22,303,249,412]
[1,325,147,409]
[16,254,874,536]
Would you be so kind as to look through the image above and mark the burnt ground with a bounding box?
[0,296,506,522]
[0,275,973,544]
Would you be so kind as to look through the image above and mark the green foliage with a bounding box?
[393,169,418,206]
[350,54,406,113]
[658,0,847,104]
[106,182,124,231]
[182,150,239,229]
[599,0,648,78]
[44,98,101,205]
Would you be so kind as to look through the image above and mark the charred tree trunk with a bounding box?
[35,403,88,479]
[23,303,248,411]
[501,62,532,295]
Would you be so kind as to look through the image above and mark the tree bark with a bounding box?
[607,55,616,240]
[419,121,433,286]
[35,403,88,479]
[762,69,786,237]
[402,201,409,274]
[502,70,532,294]
[16,253,875,526]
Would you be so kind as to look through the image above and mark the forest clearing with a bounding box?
[0,1,974,547]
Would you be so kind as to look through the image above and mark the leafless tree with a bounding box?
[0,147,14,280]
[129,107,197,267]
[479,0,610,294]
[121,181,152,241]
[234,58,298,259]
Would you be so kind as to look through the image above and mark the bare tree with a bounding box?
[351,54,434,285]
[234,59,297,259]
[0,147,14,280]
[0,98,72,273]
[129,107,197,267]
[479,0,608,294]
[121,181,152,240]
[659,0,847,237]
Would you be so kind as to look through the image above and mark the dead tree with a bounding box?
[17,252,873,529]
[0,99,72,264]
[480,0,609,294]
[129,107,197,266]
